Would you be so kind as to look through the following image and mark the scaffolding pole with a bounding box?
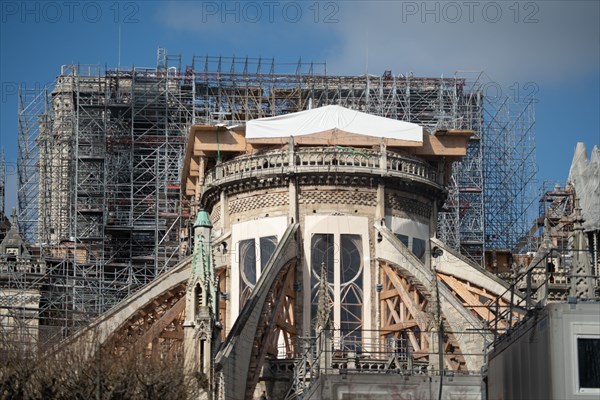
[6,52,193,351]
[483,96,537,253]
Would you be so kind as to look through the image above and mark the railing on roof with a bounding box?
[283,328,483,399]
[203,146,440,189]
[486,247,599,344]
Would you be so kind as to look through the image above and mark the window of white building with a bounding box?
[310,233,364,342]
[394,234,426,261]
[239,235,278,308]
[231,216,288,322]
[388,216,429,263]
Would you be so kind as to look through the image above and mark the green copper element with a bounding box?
[194,210,212,228]
[190,209,218,315]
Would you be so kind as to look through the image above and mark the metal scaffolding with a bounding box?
[188,56,491,263]
[0,148,5,220]
[6,51,536,352]
[9,52,193,350]
[483,96,537,252]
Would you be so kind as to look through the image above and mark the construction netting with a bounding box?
[568,143,600,231]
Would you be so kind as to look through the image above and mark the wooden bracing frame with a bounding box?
[437,272,516,331]
[379,263,468,371]
[380,263,430,361]
[106,283,187,358]
[270,264,298,359]
[246,261,297,398]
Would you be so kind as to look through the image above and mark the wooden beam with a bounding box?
[133,296,186,350]
[382,264,430,330]
[404,130,471,159]
[160,331,184,340]
[380,320,418,332]
[438,273,506,329]
[407,331,423,354]
[248,130,421,148]
[380,289,401,300]
[384,298,402,325]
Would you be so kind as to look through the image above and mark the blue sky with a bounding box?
[1,1,599,212]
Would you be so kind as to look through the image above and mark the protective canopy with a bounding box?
[246,105,423,142]
[568,143,600,231]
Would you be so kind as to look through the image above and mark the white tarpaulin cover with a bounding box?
[568,142,600,231]
[246,105,423,142]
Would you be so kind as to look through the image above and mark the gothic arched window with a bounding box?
[310,233,364,344]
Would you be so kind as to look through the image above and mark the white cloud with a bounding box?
[324,1,599,84]
[158,1,599,85]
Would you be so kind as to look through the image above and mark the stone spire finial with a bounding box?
[569,197,595,300]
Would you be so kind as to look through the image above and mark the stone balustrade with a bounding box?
[203,147,440,190]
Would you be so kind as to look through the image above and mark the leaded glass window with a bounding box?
[239,239,256,308]
[340,234,363,341]
[310,234,334,332]
[310,233,363,342]
[240,235,278,309]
